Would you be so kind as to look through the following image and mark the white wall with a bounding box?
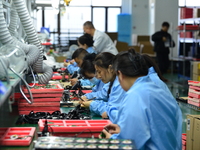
[131,0,150,35]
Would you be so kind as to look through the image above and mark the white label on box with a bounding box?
[187,119,190,130]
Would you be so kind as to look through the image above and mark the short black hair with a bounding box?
[83,21,95,29]
[80,53,96,78]
[72,48,88,60]
[162,22,170,28]
[78,33,94,47]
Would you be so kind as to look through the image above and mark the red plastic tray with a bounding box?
[18,106,60,111]
[19,97,61,103]
[187,96,200,103]
[0,128,8,139]
[188,92,200,99]
[18,101,60,107]
[0,127,35,146]
[38,119,111,133]
[22,83,64,94]
[182,140,186,146]
[19,110,56,115]
[188,80,200,86]
[182,145,186,150]
[25,93,63,98]
[189,85,200,91]
[51,75,68,80]
[188,100,200,107]
[182,133,186,140]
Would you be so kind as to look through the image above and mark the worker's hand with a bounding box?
[63,62,70,67]
[104,124,120,134]
[80,100,92,108]
[70,78,78,86]
[70,59,75,64]
[99,129,111,139]
[81,96,88,101]
[101,112,108,119]
[162,37,167,41]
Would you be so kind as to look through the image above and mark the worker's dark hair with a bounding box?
[112,48,165,82]
[83,21,95,29]
[78,33,94,47]
[162,22,170,28]
[72,48,88,60]
[80,53,96,78]
[94,52,116,98]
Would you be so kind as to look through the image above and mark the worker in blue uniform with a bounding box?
[79,53,109,101]
[67,48,94,87]
[80,52,125,122]
[64,33,96,74]
[101,49,182,150]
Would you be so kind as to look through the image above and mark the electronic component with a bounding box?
[34,136,137,150]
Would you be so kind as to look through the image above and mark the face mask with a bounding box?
[89,77,99,85]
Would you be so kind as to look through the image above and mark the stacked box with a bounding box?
[188,80,200,107]
[186,115,200,150]
[192,62,200,81]
[18,83,64,115]
[182,133,187,150]
[180,8,193,19]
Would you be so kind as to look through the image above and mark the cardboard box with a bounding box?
[186,115,200,150]
[193,61,200,74]
[192,74,200,81]
[54,56,66,62]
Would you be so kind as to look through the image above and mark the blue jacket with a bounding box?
[86,47,96,54]
[110,67,182,150]
[85,80,109,101]
[89,76,125,122]
[67,62,79,74]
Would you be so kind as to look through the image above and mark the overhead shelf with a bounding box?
[179,38,200,43]
[179,18,200,23]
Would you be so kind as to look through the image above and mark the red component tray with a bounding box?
[182,145,186,150]
[188,92,200,99]
[25,93,63,98]
[182,133,186,140]
[187,96,200,103]
[38,119,111,133]
[18,106,60,111]
[0,128,8,139]
[188,100,200,107]
[22,83,64,94]
[0,127,35,146]
[19,110,56,115]
[188,80,200,86]
[19,97,61,103]
[182,139,186,146]
[189,85,200,91]
[18,101,60,107]
[51,75,68,80]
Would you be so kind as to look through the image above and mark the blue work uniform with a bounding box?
[89,76,125,123]
[86,47,96,54]
[110,67,182,150]
[67,62,79,74]
[85,80,109,101]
